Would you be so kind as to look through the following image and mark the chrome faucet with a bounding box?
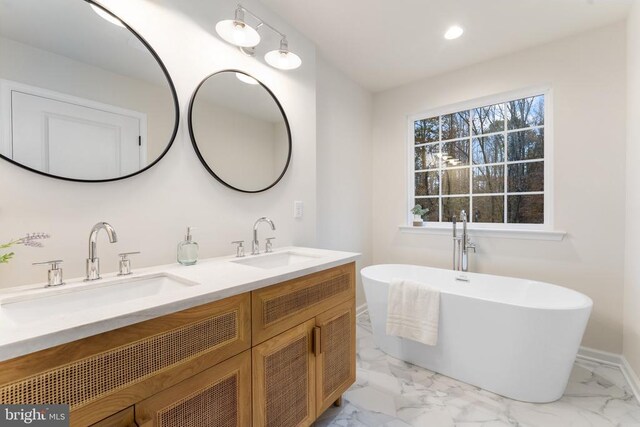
[86,222,118,281]
[252,217,276,255]
[452,210,476,272]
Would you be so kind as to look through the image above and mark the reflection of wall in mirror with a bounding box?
[194,100,288,191]
[0,36,174,165]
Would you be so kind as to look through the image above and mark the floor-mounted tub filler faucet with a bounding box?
[86,221,118,281]
[252,217,276,255]
[452,210,476,273]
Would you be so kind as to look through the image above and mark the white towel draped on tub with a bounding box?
[386,278,440,346]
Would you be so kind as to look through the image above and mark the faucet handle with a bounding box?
[33,260,64,287]
[232,241,245,258]
[118,252,140,276]
[265,237,275,253]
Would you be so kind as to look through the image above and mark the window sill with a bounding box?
[398,225,566,241]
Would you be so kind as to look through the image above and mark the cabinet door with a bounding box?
[252,319,316,427]
[135,350,251,427]
[315,298,356,415]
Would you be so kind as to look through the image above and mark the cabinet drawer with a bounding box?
[0,293,251,426]
[136,350,251,427]
[252,263,355,344]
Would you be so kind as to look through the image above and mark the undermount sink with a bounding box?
[0,273,198,324]
[231,251,321,269]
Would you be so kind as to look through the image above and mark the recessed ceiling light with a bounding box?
[444,25,464,40]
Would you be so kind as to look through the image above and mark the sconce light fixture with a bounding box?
[216,4,302,70]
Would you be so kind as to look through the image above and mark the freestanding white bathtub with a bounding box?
[362,264,593,403]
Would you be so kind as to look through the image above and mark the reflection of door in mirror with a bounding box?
[2,81,146,180]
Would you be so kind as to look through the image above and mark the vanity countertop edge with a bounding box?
[0,246,360,362]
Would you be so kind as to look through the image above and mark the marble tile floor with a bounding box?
[314,312,640,427]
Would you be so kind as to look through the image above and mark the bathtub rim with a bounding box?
[361,263,593,312]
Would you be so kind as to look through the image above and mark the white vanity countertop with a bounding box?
[0,247,359,362]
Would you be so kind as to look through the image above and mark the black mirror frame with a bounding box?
[188,70,292,194]
[0,0,180,183]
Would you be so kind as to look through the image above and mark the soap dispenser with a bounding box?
[177,226,199,265]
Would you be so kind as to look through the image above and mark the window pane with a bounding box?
[441,111,470,140]
[442,168,469,195]
[472,135,504,165]
[472,165,504,194]
[442,197,470,222]
[508,161,543,193]
[414,117,439,144]
[508,194,544,223]
[472,103,504,135]
[414,198,439,222]
[415,171,439,196]
[507,128,544,161]
[415,144,439,170]
[472,196,504,223]
[506,95,544,130]
[442,139,469,167]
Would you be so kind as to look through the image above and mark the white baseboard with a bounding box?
[356,303,368,317]
[577,346,640,403]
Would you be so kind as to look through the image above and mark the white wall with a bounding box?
[372,23,627,353]
[0,0,317,287]
[316,56,373,307]
[624,2,640,374]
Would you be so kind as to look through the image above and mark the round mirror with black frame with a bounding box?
[188,70,291,193]
[0,0,179,182]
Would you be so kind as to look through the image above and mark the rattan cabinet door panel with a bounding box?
[252,263,355,345]
[252,319,316,427]
[315,298,356,416]
[135,349,251,427]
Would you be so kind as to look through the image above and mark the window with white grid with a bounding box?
[411,92,547,226]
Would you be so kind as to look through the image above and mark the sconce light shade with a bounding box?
[236,72,259,85]
[90,4,125,28]
[265,39,302,70]
[216,19,261,48]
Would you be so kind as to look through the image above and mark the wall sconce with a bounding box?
[216,4,302,71]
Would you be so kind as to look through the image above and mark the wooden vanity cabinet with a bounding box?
[0,262,356,427]
[0,293,251,426]
[251,263,356,426]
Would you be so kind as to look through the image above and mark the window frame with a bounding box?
[406,86,554,231]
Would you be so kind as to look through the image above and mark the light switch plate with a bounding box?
[294,201,303,218]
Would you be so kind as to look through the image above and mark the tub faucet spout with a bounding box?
[453,210,476,272]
